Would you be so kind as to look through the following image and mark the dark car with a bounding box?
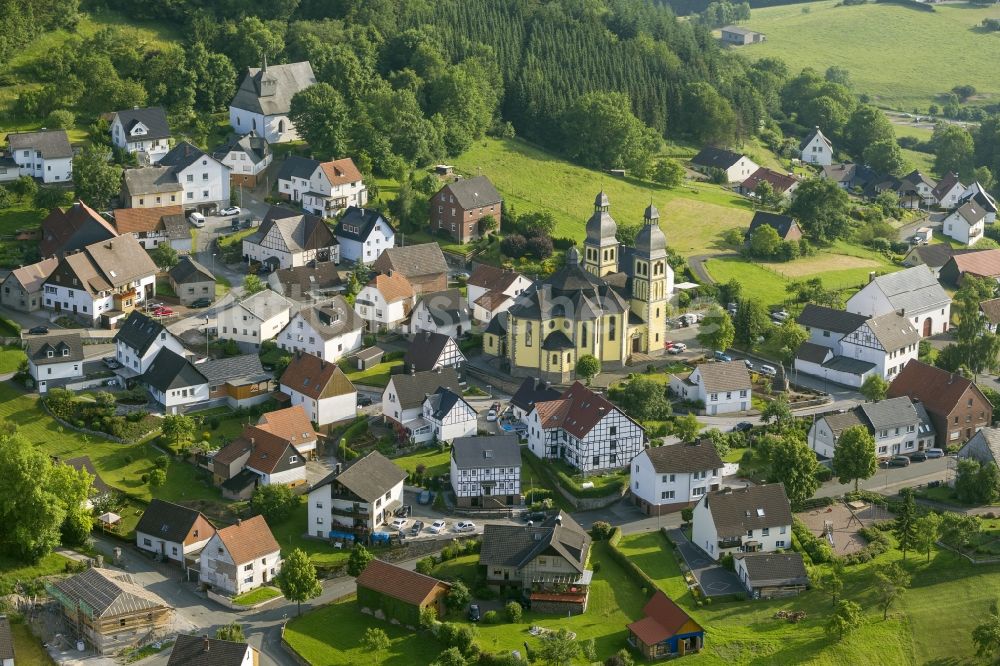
[732,422,753,434]
[357,394,373,407]
[522,510,547,523]
[468,604,481,622]
[887,455,911,468]
[189,297,212,308]
[28,325,49,335]
[908,451,928,462]
[394,504,412,518]
[410,520,424,536]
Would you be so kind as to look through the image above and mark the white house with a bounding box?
[242,207,339,270]
[942,201,987,247]
[845,266,952,337]
[6,129,73,183]
[466,264,530,324]
[275,156,367,218]
[799,127,832,167]
[807,396,935,460]
[142,349,210,413]
[26,333,84,393]
[509,377,561,423]
[229,61,316,144]
[691,484,793,561]
[334,207,394,265]
[630,441,724,515]
[110,107,171,164]
[212,425,308,497]
[134,499,215,565]
[278,296,364,362]
[212,131,271,188]
[254,405,320,459]
[961,182,998,224]
[450,435,522,508]
[382,368,462,438]
[216,290,296,352]
[198,515,281,596]
[279,351,357,426]
[403,331,466,373]
[354,273,415,332]
[526,381,645,473]
[167,634,258,666]
[932,173,967,210]
[408,288,471,338]
[669,361,751,415]
[420,387,477,444]
[43,235,157,329]
[690,146,759,183]
[114,311,187,375]
[157,141,231,210]
[897,170,939,209]
[307,452,407,536]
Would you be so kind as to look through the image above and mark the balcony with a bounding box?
[330,502,370,519]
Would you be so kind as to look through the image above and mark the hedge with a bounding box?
[797,496,835,511]
[843,525,891,565]
[607,528,658,594]
[791,517,833,564]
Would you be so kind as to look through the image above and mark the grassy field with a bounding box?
[0,345,26,373]
[452,138,755,252]
[741,1,1000,111]
[267,497,350,568]
[232,585,282,606]
[10,620,55,666]
[0,552,71,592]
[391,446,452,478]
[336,358,402,388]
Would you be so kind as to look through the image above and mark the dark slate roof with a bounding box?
[691,146,744,170]
[745,211,800,243]
[277,155,319,182]
[0,616,12,661]
[451,435,521,470]
[142,349,207,392]
[389,368,462,410]
[511,377,561,413]
[796,304,868,334]
[334,206,392,242]
[230,62,317,116]
[541,330,575,351]
[248,207,337,254]
[212,131,269,164]
[404,331,459,372]
[26,333,84,365]
[167,634,251,666]
[270,263,343,300]
[704,484,792,539]
[483,310,508,336]
[859,396,920,430]
[821,409,866,437]
[113,107,171,141]
[158,141,217,173]
[735,552,809,586]
[115,311,169,355]
[961,183,998,214]
[905,244,966,269]
[135,498,209,543]
[795,341,832,364]
[312,451,406,502]
[644,441,723,474]
[799,127,832,151]
[168,256,215,284]
[122,165,181,196]
[425,386,468,420]
[6,129,72,159]
[480,512,590,573]
[416,289,469,327]
[198,354,268,384]
[441,175,502,210]
[822,355,876,374]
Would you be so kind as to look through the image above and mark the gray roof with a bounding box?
[866,266,951,314]
[442,175,502,210]
[695,360,752,393]
[168,634,251,666]
[480,511,590,573]
[644,441,723,474]
[904,244,966,269]
[796,304,868,334]
[122,165,181,196]
[424,386,470,420]
[276,155,319,182]
[198,354,268,385]
[483,310,508,336]
[0,616,12,661]
[373,243,449,279]
[143,349,207,392]
[269,263,343,300]
[451,435,521,470]
[822,355,876,375]
[795,341,832,364]
[81,235,158,289]
[511,377,561,413]
[169,256,214,284]
[7,129,72,159]
[158,141,219,173]
[691,146,744,170]
[314,451,406,502]
[51,568,170,618]
[294,297,364,341]
[335,207,391,243]
[735,552,809,587]
[799,127,832,152]
[954,201,987,226]
[248,207,337,254]
[113,107,171,141]
[26,333,84,365]
[135,499,208,543]
[859,396,920,430]
[821,409,866,437]
[213,131,269,164]
[864,312,919,352]
[389,367,462,410]
[958,427,1000,467]
[961,182,998,213]
[913,402,935,437]
[404,331,462,372]
[237,290,296,321]
[230,61,317,116]
[704,484,792,539]
[721,25,757,36]
[416,288,470,327]
[115,311,169,356]
[161,214,190,240]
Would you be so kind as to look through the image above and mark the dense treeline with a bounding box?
[0,0,81,61]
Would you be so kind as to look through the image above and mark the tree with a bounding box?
[252,483,298,522]
[671,414,702,443]
[863,140,905,176]
[767,436,820,507]
[845,105,895,158]
[216,622,246,642]
[718,279,744,308]
[161,414,195,447]
[760,395,793,429]
[652,158,685,188]
[825,600,863,641]
[697,306,736,354]
[913,512,942,562]
[774,320,809,364]
[932,124,976,179]
[45,109,75,130]
[72,144,122,210]
[362,627,391,665]
[0,432,68,562]
[893,488,918,560]
[825,66,851,87]
[788,178,852,242]
[243,274,266,295]
[347,543,374,577]
[536,628,579,666]
[832,425,877,492]
[431,647,468,666]
[874,562,911,620]
[561,91,661,176]
[289,83,352,159]
[734,298,770,349]
[49,461,95,547]
[444,579,471,610]
[148,468,166,488]
[575,355,601,384]
[860,374,889,402]
[10,176,37,203]
[973,600,1000,661]
[816,569,843,607]
[619,377,672,421]
[748,223,782,258]
[34,186,70,211]
[682,82,738,146]
[151,243,179,270]
[478,214,498,235]
[955,458,1000,505]
[278,549,322,615]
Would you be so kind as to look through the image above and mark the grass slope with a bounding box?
[741,1,1000,111]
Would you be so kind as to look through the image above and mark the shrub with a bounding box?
[483,610,499,624]
[792,517,831,564]
[720,553,735,571]
[590,521,614,541]
[416,557,435,575]
[505,601,523,623]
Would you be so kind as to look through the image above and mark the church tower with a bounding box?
[630,202,673,353]
[583,191,619,277]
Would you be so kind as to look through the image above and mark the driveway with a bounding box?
[666,528,742,598]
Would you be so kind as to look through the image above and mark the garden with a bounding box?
[44,388,161,443]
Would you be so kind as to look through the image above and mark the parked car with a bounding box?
[908,451,928,462]
[732,422,753,434]
[887,455,911,468]
[417,490,432,505]
[468,604,481,622]
[670,342,687,352]
[188,212,205,227]
[455,520,476,533]
[220,206,241,217]
[410,520,424,536]
[153,307,174,317]
[743,359,754,370]
[522,510,546,523]
[102,356,121,369]
[714,350,732,362]
[357,394,373,407]
[394,504,412,518]
[28,325,49,335]
[771,310,790,323]
[390,517,408,531]
[487,408,497,422]
[103,378,120,387]
[759,365,777,377]
[189,297,212,308]
[925,448,945,458]
[429,519,448,534]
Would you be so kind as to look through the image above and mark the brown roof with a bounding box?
[372,243,449,280]
[695,360,752,393]
[256,405,319,446]
[369,272,414,303]
[467,264,523,292]
[982,298,1000,325]
[113,205,184,234]
[8,257,59,292]
[627,591,701,646]
[214,515,280,564]
[887,359,988,417]
[534,382,635,439]
[219,425,303,475]
[355,559,450,606]
[947,249,1000,279]
[705,483,792,538]
[644,441,724,474]
[474,290,513,312]
[319,158,362,187]
[280,351,356,401]
[741,167,798,193]
[40,200,118,258]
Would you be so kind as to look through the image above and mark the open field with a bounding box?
[741,1,1000,111]
[10,620,56,666]
[760,252,880,278]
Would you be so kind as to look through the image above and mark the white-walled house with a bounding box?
[7,129,73,183]
[807,397,935,459]
[110,107,171,164]
[354,273,415,332]
[307,452,407,536]
[134,499,215,565]
[691,484,793,560]
[420,387,477,444]
[408,288,471,338]
[229,61,316,144]
[212,425,308,497]
[157,141,231,210]
[382,368,462,439]
[242,207,339,270]
[403,331,466,373]
[690,146,759,183]
[846,266,951,337]
[216,290,296,352]
[799,127,832,167]
[213,131,271,188]
[630,441,724,515]
[526,381,645,473]
[450,435,522,508]
[669,361,751,415]
[961,182,998,223]
[942,202,987,246]
[277,296,364,362]
[304,159,367,219]
[334,207,394,265]
[932,173,966,210]
[279,351,357,426]
[114,311,187,375]
[466,264,530,324]
[198,515,281,596]
[142,349,210,414]
[26,333,84,393]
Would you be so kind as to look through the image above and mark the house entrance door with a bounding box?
[632,337,641,353]
[923,318,932,336]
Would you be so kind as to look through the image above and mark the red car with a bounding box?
[153,307,174,317]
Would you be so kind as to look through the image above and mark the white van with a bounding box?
[188,212,206,228]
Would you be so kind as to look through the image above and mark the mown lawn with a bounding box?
[0,552,72,593]
[267,497,351,568]
[391,446,452,478]
[0,345,26,373]
[742,0,1000,112]
[10,620,55,666]
[232,585,282,606]
[702,257,791,306]
[336,358,402,388]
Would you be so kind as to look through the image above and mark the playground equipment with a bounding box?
[823,520,835,547]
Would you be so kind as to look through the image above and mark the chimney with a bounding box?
[868,271,877,284]
[236,518,242,526]
[203,635,210,651]
[335,462,343,475]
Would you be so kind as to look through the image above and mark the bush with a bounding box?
[483,610,499,624]
[590,521,614,541]
[842,526,891,565]
[720,553,735,571]
[792,517,832,564]
[505,601,523,623]
[815,466,833,482]
[416,557,436,575]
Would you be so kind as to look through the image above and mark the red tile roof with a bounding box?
[319,158,362,187]
[256,405,319,446]
[741,167,798,193]
[534,382,630,439]
[627,591,700,646]
[887,359,988,417]
[947,249,1000,279]
[215,515,280,564]
[113,205,184,234]
[355,559,449,606]
[279,351,356,401]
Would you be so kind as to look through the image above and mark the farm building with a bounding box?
[626,591,704,659]
[719,26,765,45]
[355,559,450,627]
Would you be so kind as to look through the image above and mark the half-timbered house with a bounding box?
[382,368,462,441]
[421,387,477,443]
[450,435,522,508]
[403,331,466,373]
[241,206,339,270]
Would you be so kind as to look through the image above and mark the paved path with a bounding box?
[666,528,741,597]
[687,253,736,284]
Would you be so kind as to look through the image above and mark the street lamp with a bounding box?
[205,315,210,355]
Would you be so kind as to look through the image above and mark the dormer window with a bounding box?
[47,350,53,358]
[62,349,69,356]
